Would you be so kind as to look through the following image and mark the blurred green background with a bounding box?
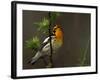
[23,10,90,69]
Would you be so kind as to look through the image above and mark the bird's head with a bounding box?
[53,25,63,41]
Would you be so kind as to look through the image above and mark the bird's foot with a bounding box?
[46,63,53,68]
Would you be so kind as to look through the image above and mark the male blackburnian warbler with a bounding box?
[30,25,63,67]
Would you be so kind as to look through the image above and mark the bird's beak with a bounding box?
[51,32,55,36]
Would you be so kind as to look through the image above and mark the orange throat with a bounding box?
[55,29,63,43]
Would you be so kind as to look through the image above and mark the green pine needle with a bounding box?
[50,12,60,22]
[25,36,40,51]
[34,18,49,34]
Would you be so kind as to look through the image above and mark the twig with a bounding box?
[48,12,53,67]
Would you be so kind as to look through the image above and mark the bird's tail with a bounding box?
[30,51,42,65]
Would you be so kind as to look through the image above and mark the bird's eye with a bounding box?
[53,30,56,33]
[53,27,57,31]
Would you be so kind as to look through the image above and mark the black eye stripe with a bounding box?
[53,25,61,32]
[54,27,58,30]
[54,28,57,30]
[53,30,56,32]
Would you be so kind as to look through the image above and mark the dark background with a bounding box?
[23,10,90,69]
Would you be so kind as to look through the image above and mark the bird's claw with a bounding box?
[46,62,53,68]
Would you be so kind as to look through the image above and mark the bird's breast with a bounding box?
[41,38,63,55]
[52,39,63,50]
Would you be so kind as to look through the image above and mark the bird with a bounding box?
[29,25,63,67]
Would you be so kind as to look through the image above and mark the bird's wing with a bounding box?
[43,37,50,43]
[30,51,41,64]
[43,36,55,43]
[39,36,55,51]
